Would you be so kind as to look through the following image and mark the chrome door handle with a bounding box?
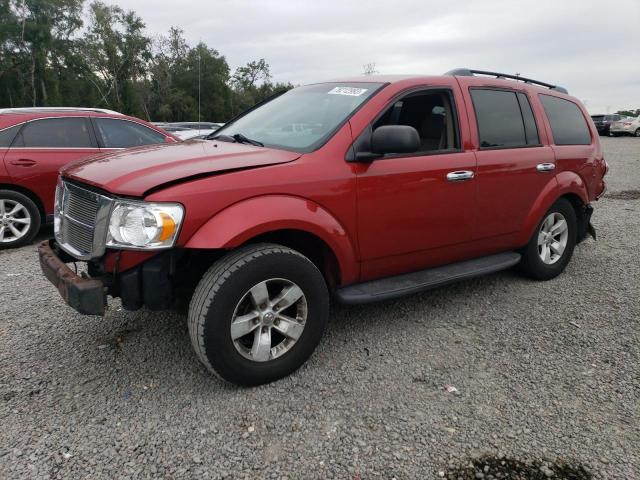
[446,170,474,182]
[536,163,555,172]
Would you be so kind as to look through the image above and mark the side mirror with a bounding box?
[371,125,420,155]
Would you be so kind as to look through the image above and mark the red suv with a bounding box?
[39,69,607,386]
[0,108,176,248]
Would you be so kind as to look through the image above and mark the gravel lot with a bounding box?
[1,137,639,479]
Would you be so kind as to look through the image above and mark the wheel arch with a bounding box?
[0,183,46,222]
[515,173,589,247]
[183,195,360,286]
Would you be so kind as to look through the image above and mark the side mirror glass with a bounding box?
[371,125,420,155]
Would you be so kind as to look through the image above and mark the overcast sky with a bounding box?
[113,0,638,114]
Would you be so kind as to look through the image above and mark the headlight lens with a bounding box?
[106,201,184,249]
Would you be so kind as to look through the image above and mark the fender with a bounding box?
[184,195,359,284]
[515,171,589,247]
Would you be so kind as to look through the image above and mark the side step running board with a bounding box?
[336,252,521,305]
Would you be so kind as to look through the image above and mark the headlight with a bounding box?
[106,201,184,250]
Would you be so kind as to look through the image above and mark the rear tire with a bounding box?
[518,198,577,280]
[188,243,329,386]
[0,190,41,249]
[634,129,640,137]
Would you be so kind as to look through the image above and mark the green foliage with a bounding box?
[616,109,640,118]
[0,0,293,121]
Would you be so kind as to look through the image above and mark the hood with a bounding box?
[61,139,301,196]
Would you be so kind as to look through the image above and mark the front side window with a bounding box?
[94,118,166,148]
[14,118,94,148]
[213,82,383,152]
[372,90,459,152]
[539,95,591,145]
[471,89,536,148]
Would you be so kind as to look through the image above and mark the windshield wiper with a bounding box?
[206,132,264,147]
[232,133,264,147]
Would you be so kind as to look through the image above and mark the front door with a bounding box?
[4,117,99,214]
[354,89,477,279]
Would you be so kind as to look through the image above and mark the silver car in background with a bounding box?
[610,116,640,137]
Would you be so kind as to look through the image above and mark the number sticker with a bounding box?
[328,87,368,96]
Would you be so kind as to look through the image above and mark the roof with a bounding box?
[323,69,569,95]
[0,107,122,115]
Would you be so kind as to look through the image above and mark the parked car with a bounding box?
[590,113,624,135]
[171,129,217,140]
[39,69,607,386]
[609,115,640,137]
[0,107,178,248]
[164,122,224,140]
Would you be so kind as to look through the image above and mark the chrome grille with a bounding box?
[55,181,113,260]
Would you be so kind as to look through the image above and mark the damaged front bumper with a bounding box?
[38,240,179,316]
[38,240,106,315]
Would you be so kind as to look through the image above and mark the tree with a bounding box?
[229,59,292,116]
[82,1,151,114]
[616,109,640,117]
[362,62,378,75]
[0,0,84,107]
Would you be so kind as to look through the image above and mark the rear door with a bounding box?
[4,117,99,215]
[462,87,556,242]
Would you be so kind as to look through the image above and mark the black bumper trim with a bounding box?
[38,240,106,316]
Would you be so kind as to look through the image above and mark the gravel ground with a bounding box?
[1,137,639,479]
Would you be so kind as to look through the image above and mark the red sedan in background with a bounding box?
[0,107,178,248]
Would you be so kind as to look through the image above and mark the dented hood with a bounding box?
[61,139,301,196]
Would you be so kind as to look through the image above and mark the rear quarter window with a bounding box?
[539,95,591,145]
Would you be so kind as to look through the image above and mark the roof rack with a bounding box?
[0,107,122,115]
[445,68,568,94]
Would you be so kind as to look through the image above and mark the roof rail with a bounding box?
[445,68,569,94]
[0,107,122,115]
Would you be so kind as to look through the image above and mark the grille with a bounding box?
[55,181,112,259]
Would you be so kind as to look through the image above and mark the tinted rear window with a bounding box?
[471,89,527,148]
[15,117,94,148]
[0,124,21,147]
[539,95,591,145]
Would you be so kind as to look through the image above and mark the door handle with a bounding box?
[446,170,474,182]
[10,158,37,167]
[536,163,555,172]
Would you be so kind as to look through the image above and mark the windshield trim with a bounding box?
[212,82,389,154]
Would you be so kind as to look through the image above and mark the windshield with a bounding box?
[213,82,383,152]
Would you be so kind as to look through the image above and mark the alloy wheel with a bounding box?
[537,212,569,265]
[0,199,32,244]
[230,278,308,362]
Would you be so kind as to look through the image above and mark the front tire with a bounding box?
[0,190,41,249]
[634,129,640,137]
[188,243,329,386]
[518,198,577,280]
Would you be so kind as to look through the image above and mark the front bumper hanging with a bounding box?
[38,240,106,316]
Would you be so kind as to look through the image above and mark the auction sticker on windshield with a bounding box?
[328,86,368,96]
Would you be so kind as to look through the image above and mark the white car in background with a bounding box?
[610,116,640,137]
[151,122,224,140]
